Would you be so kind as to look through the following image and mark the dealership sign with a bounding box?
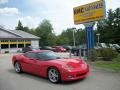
[73,0,106,24]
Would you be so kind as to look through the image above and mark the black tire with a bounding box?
[14,62,22,73]
[48,68,61,83]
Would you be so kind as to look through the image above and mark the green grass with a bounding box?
[89,54,120,72]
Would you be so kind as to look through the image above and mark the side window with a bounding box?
[24,52,37,59]
[37,52,47,60]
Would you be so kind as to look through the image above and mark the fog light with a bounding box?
[68,76,73,78]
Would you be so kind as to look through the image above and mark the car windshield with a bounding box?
[36,51,61,60]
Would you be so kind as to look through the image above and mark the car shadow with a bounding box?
[60,77,87,85]
[8,68,88,85]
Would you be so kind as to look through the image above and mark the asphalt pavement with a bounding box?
[0,53,120,90]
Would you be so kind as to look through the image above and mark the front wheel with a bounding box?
[14,62,22,73]
[48,68,61,83]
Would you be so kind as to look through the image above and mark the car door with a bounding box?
[22,52,40,74]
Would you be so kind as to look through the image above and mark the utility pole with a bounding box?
[72,28,76,48]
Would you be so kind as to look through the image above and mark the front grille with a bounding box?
[76,72,87,77]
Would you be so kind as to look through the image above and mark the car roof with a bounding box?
[28,50,50,53]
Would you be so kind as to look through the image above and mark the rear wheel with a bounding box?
[14,62,22,73]
[48,68,61,83]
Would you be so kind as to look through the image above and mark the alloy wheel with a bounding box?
[14,62,21,73]
[48,68,60,83]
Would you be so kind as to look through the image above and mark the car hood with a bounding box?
[50,58,86,68]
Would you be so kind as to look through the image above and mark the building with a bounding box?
[0,28,40,53]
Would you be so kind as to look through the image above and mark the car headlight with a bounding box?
[62,65,73,70]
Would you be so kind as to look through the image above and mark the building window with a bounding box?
[18,44,24,48]
[26,44,31,47]
[1,44,8,49]
[10,44,16,48]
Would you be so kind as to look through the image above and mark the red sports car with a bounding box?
[12,50,89,83]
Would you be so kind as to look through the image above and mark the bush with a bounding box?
[89,49,98,61]
[89,48,118,61]
[97,48,118,60]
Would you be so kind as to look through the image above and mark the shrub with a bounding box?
[97,48,118,61]
[89,48,118,61]
[89,49,98,61]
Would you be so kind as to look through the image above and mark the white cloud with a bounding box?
[17,16,42,28]
[0,0,9,4]
[26,0,120,34]
[0,7,21,16]
[26,0,99,34]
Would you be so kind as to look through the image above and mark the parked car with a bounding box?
[103,43,120,53]
[98,43,108,48]
[71,47,79,56]
[12,50,89,83]
[22,46,40,53]
[110,44,120,53]
[40,46,55,51]
[62,45,72,51]
[71,45,87,56]
[53,46,66,52]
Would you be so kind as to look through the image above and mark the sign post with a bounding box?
[84,22,95,50]
[73,0,106,59]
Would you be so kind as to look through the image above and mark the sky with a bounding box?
[0,0,120,35]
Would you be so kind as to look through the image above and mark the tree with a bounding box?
[46,33,57,46]
[35,19,55,46]
[76,29,86,45]
[56,35,70,45]
[58,28,86,46]
[16,20,24,30]
[97,8,120,44]
[15,20,31,32]
[27,28,36,35]
[60,28,73,45]
[23,26,29,32]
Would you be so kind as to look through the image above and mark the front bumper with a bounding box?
[61,66,89,81]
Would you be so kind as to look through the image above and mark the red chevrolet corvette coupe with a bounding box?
[12,50,89,83]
